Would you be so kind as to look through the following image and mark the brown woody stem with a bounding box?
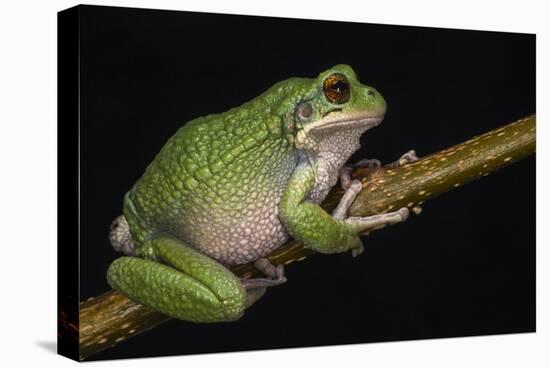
[76,114,535,360]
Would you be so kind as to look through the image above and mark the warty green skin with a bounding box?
[107,64,389,322]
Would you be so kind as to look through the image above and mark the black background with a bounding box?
[78,5,535,361]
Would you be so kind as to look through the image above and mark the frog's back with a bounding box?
[124,105,297,265]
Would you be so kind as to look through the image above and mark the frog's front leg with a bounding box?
[108,235,258,322]
[339,158,381,190]
[339,150,419,190]
[333,179,409,255]
[280,159,409,255]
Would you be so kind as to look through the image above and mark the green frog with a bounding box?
[107,64,413,323]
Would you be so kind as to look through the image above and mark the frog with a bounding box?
[107,64,414,323]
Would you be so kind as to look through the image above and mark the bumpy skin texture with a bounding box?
[108,236,247,322]
[108,64,391,322]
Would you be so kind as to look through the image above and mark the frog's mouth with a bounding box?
[294,111,384,149]
[307,111,385,134]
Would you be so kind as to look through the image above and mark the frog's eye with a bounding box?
[323,73,350,104]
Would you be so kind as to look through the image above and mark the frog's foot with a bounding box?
[347,207,409,235]
[109,215,134,255]
[388,149,419,168]
[339,158,382,190]
[240,258,286,290]
[331,179,410,257]
[347,208,409,257]
[239,258,286,309]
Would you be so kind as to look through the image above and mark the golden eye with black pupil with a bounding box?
[323,73,350,104]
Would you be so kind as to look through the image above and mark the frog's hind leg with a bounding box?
[107,235,249,322]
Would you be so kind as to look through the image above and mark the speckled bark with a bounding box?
[77,114,535,360]
[79,290,169,359]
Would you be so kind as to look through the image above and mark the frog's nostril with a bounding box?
[367,90,375,96]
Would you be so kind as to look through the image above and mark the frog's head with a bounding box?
[271,64,386,151]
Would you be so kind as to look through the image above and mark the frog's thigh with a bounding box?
[107,236,248,323]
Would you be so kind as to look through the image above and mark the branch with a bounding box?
[77,114,536,360]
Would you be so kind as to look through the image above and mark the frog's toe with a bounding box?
[397,207,410,221]
[240,258,287,290]
[346,207,410,234]
[353,158,382,169]
[339,159,381,190]
[351,243,364,257]
[389,149,419,167]
[339,166,354,190]
[412,205,423,215]
[254,258,283,279]
[332,179,363,220]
